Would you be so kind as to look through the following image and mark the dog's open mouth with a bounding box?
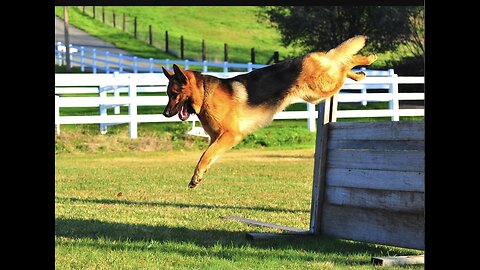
[178,100,195,121]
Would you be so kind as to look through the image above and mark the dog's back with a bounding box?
[219,35,375,133]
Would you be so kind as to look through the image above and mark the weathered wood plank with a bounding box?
[321,204,424,250]
[329,121,424,141]
[310,101,332,235]
[327,149,424,172]
[222,216,308,233]
[371,255,424,266]
[328,139,424,151]
[325,186,424,213]
[326,168,424,192]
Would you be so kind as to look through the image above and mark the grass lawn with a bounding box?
[55,148,424,269]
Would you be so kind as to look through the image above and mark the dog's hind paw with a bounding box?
[188,175,201,189]
[367,54,377,64]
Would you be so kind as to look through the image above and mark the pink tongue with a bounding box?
[179,103,190,121]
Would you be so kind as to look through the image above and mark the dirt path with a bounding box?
[55,16,129,55]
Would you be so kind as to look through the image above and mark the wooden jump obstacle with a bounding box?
[224,95,424,265]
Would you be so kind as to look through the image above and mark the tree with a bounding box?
[404,6,425,57]
[259,6,422,55]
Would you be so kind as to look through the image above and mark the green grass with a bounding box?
[55,119,318,154]
[55,65,85,73]
[55,149,423,269]
[55,6,299,64]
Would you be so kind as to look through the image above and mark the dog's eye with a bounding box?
[170,93,178,99]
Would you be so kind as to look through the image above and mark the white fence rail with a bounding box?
[55,71,424,138]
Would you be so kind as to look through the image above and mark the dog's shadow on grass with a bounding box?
[55,216,419,265]
[57,197,310,214]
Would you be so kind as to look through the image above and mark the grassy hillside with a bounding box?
[55,6,299,64]
[55,6,420,70]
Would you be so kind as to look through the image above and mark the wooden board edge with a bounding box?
[371,255,424,266]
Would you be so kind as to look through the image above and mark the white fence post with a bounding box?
[247,62,252,72]
[80,46,85,72]
[113,72,120,114]
[118,54,123,72]
[99,86,108,134]
[360,67,367,106]
[184,59,189,70]
[133,56,138,73]
[105,51,110,74]
[149,58,154,73]
[92,48,97,74]
[56,42,63,65]
[388,69,399,121]
[55,95,60,135]
[223,61,228,73]
[128,76,138,138]
[68,44,74,69]
[203,60,208,73]
[391,73,399,121]
[307,103,316,132]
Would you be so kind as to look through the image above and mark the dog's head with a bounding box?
[161,64,197,121]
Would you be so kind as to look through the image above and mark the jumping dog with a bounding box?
[161,35,377,188]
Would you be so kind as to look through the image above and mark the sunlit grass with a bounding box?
[55,149,423,269]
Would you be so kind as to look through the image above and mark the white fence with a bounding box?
[55,42,267,74]
[55,71,424,138]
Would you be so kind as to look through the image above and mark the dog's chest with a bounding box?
[237,106,277,134]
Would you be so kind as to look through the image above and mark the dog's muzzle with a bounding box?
[163,109,174,117]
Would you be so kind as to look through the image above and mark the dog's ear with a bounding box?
[162,66,174,80]
[172,64,188,84]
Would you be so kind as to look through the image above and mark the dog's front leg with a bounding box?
[189,132,243,188]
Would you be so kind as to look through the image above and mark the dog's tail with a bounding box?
[326,35,367,64]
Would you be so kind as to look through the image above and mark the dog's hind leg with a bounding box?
[347,71,366,81]
[189,132,243,188]
[346,54,378,81]
[350,54,377,67]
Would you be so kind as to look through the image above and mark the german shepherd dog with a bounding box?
[161,35,377,188]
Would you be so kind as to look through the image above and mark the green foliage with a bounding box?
[385,55,424,76]
[404,7,425,57]
[261,6,422,56]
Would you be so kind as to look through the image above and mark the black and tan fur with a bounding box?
[161,35,377,188]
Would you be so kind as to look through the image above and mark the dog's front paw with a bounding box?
[188,175,201,189]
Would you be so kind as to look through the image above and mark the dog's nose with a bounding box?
[163,110,172,117]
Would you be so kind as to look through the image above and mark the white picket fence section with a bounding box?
[55,71,424,138]
[55,42,267,74]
